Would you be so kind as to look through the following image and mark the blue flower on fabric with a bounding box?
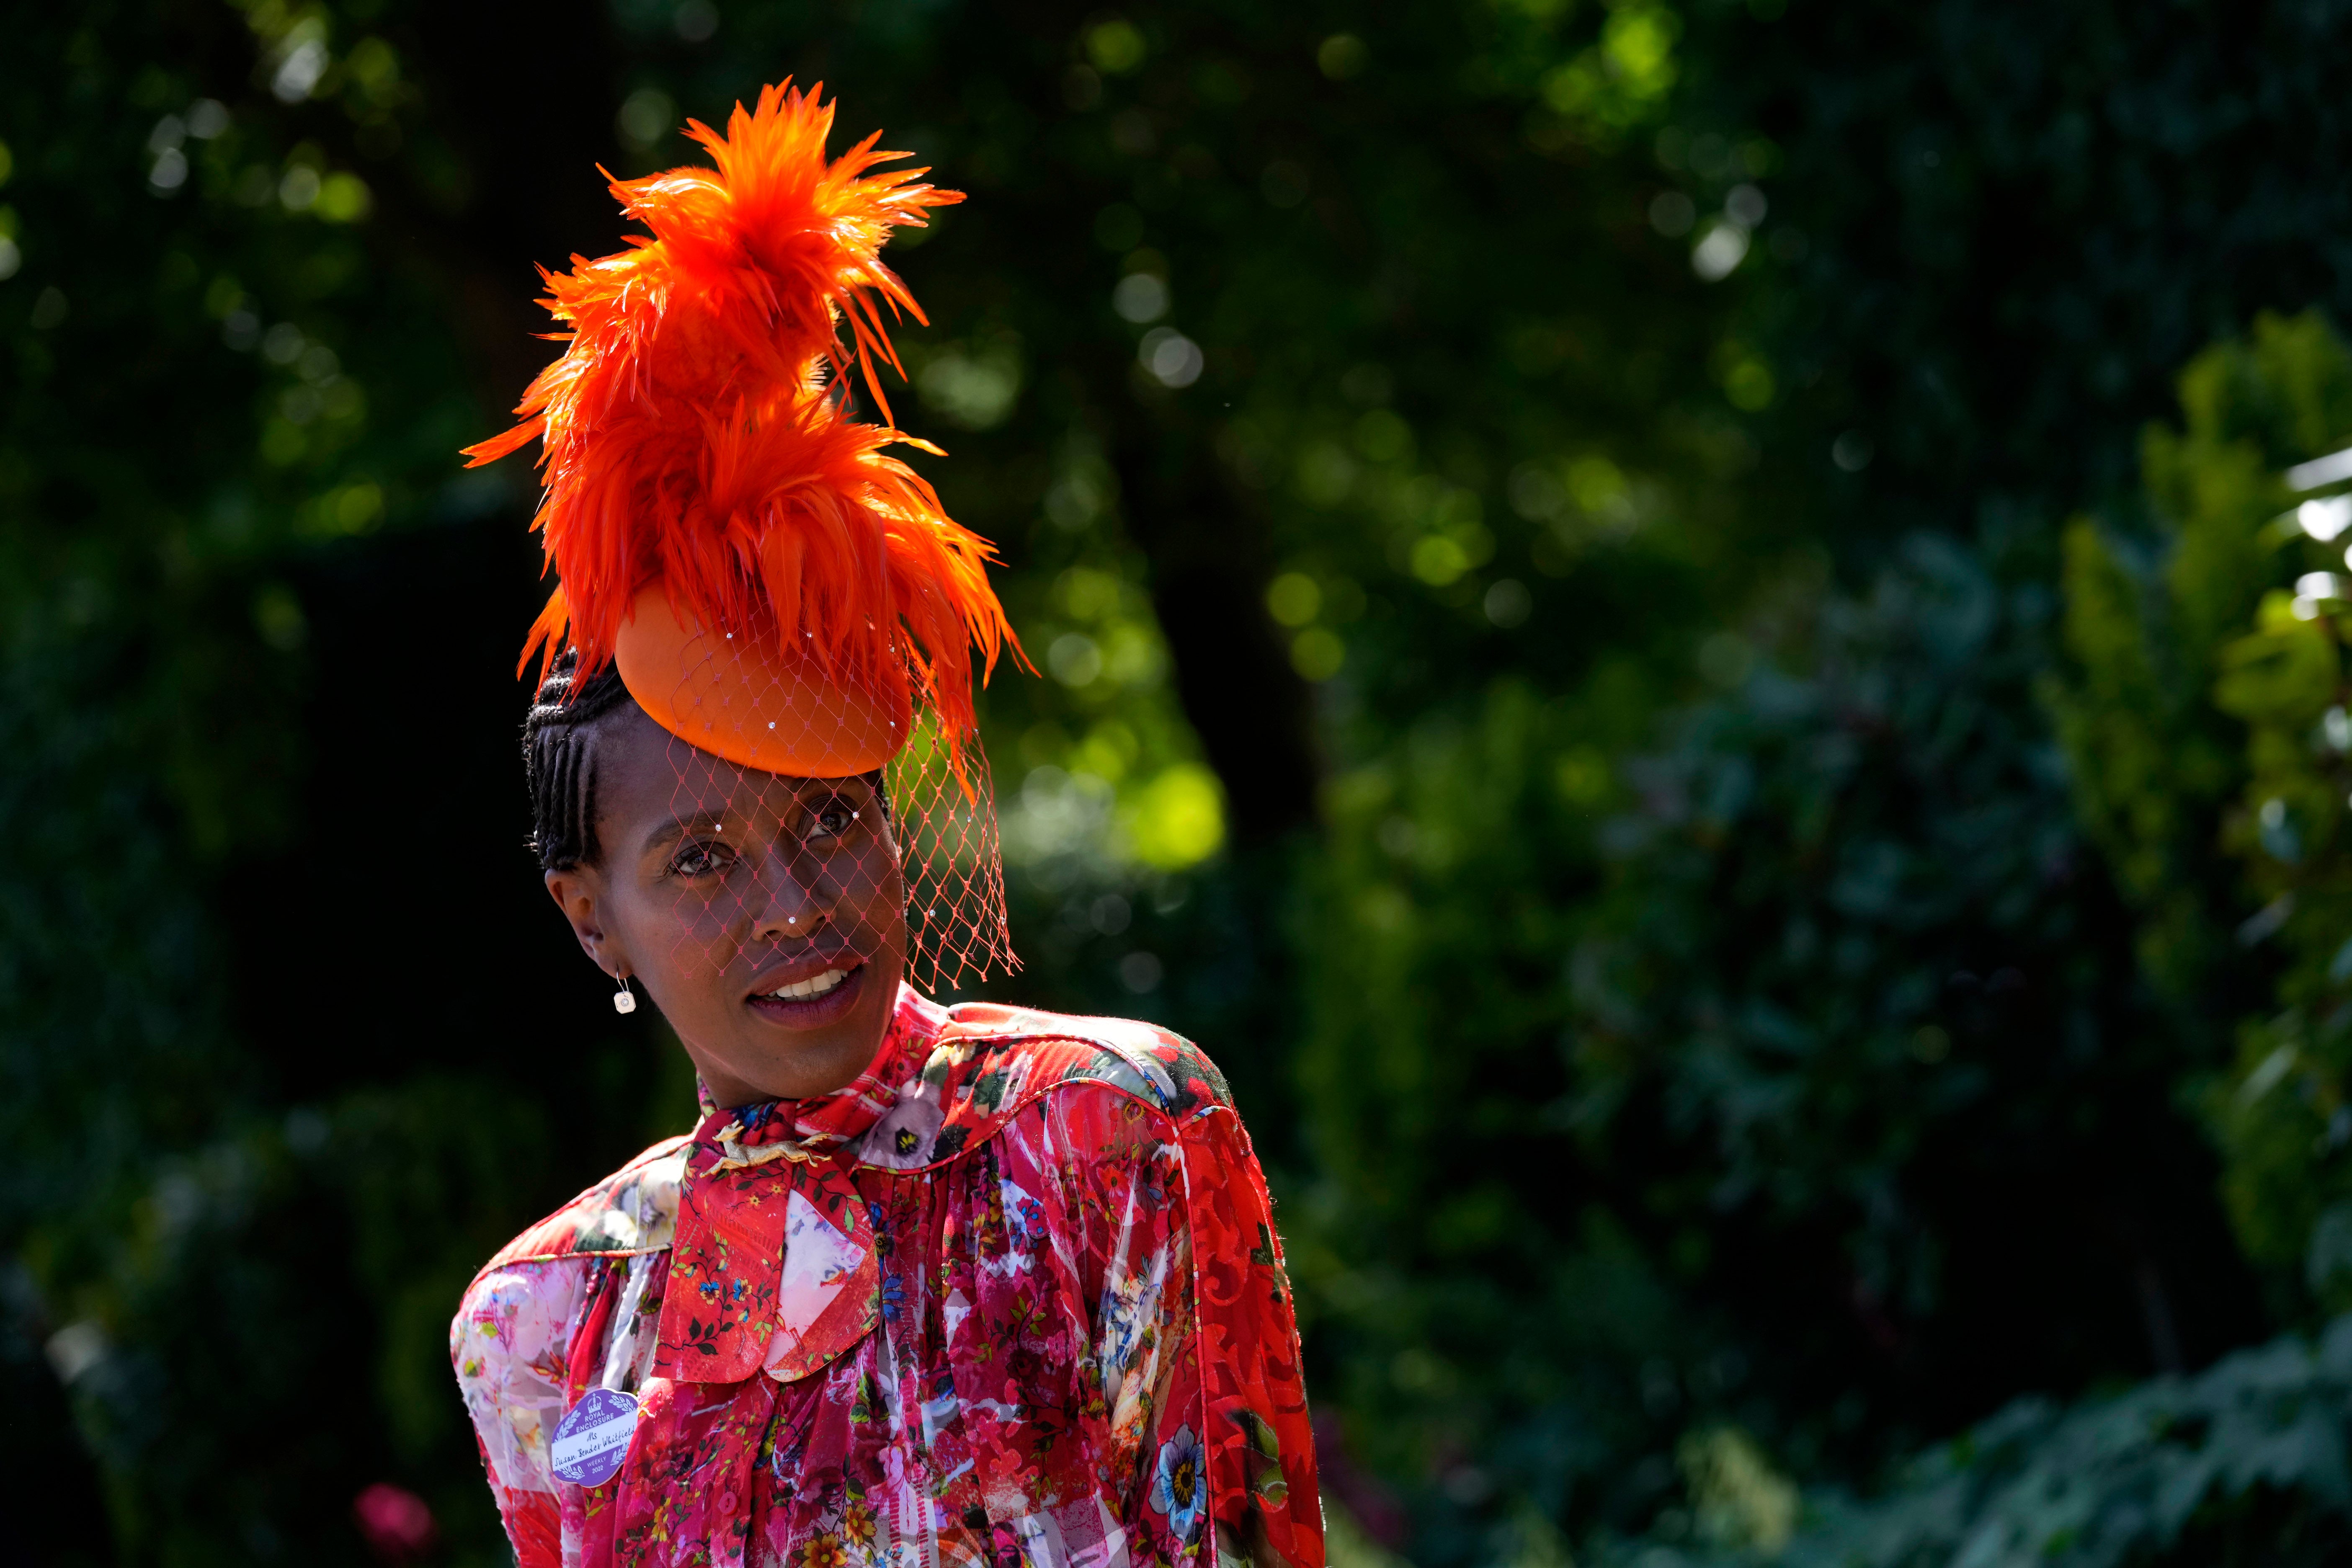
[879,1272,907,1322]
[996,1178,1048,1253]
[1149,1424,1206,1540]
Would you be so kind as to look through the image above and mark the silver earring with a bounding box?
[612,970,637,1015]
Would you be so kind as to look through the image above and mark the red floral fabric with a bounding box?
[451,987,1320,1568]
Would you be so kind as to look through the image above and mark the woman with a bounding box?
[446,83,1321,1568]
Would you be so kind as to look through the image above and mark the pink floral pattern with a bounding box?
[450,987,1321,1568]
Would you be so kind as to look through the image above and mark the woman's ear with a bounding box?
[546,867,632,977]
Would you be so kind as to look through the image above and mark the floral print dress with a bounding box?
[451,986,1321,1568]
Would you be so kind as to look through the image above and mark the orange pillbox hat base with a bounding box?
[615,584,913,780]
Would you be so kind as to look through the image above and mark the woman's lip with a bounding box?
[745,961,866,1029]
[747,952,859,997]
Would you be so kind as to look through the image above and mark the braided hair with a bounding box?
[523,651,637,871]
[522,651,896,872]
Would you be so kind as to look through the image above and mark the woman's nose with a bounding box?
[748,846,826,942]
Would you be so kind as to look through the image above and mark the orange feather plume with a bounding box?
[462,80,1019,754]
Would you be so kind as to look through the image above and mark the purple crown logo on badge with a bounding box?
[551,1386,640,1488]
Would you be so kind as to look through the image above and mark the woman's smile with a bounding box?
[746,958,866,1028]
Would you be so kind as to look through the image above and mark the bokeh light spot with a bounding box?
[1266,573,1322,627]
[1318,34,1369,80]
[1291,627,1346,681]
[1087,20,1147,75]
[1119,763,1226,869]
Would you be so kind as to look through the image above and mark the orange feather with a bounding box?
[461,80,1019,753]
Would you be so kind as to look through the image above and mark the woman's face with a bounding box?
[544,702,909,1107]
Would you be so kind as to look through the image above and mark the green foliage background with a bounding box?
[13,0,2352,1563]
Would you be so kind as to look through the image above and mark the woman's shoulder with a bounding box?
[446,1153,683,1500]
[939,1001,1234,1115]
[853,1001,1233,1171]
[468,1133,692,1287]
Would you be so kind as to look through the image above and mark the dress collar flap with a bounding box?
[652,1151,879,1385]
[650,986,942,1385]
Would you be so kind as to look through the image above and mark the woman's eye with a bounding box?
[671,842,734,877]
[810,802,857,839]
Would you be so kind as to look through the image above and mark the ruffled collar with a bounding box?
[689,983,945,1172]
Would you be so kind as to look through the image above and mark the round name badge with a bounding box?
[550,1386,640,1488]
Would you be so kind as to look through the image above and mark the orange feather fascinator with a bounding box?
[463,81,1017,778]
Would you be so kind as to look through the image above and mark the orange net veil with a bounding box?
[466,82,1022,994]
